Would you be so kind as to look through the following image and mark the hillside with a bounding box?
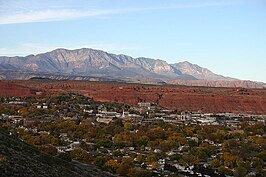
[0,130,114,177]
[0,81,35,97]
[3,80,266,115]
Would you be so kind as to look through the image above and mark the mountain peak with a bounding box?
[178,61,192,64]
[0,48,235,82]
[171,61,236,81]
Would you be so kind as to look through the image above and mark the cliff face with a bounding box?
[7,80,266,115]
[0,81,34,97]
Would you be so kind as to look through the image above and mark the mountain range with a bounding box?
[0,48,264,88]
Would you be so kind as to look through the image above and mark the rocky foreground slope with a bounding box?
[2,80,266,115]
[0,130,114,177]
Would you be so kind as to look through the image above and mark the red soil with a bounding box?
[2,80,266,114]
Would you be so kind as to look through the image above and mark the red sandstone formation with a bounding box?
[0,81,34,97]
[2,80,266,114]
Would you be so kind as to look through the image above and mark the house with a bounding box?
[59,133,71,142]
[83,109,93,113]
[166,151,175,156]
[145,147,152,151]
[163,117,178,123]
[38,131,50,135]
[37,105,48,109]
[8,101,27,105]
[70,141,80,149]
[96,117,113,124]
[138,102,151,108]
[137,102,157,111]
[8,116,23,124]
[96,111,118,118]
[225,120,240,127]
[129,147,135,151]
[56,146,68,153]
[197,117,216,125]
[154,149,161,153]
[121,111,143,122]
[177,114,191,121]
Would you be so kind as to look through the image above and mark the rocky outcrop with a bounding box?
[9,80,266,114]
[0,81,35,97]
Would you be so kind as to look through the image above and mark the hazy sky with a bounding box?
[0,0,266,82]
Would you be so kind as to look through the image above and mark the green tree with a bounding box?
[233,166,247,177]
[104,159,119,173]
[218,166,233,176]
[210,159,220,168]
[116,158,134,176]
[70,148,90,163]
[94,156,108,169]
[136,154,146,164]
[128,168,152,177]
[124,122,133,131]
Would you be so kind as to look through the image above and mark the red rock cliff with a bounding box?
[8,80,266,114]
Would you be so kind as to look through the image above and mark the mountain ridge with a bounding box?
[0,48,265,88]
[0,48,231,80]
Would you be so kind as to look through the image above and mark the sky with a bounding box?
[0,0,266,82]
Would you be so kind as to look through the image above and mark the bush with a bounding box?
[128,168,152,177]
[94,156,108,169]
